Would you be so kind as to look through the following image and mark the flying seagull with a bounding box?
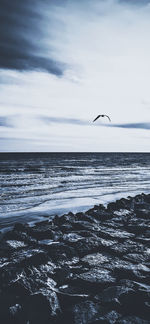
[93,114,111,122]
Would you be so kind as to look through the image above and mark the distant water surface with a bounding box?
[0,153,150,228]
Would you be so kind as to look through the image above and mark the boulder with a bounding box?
[70,301,105,324]
[72,269,116,293]
[118,316,150,324]
[24,289,61,324]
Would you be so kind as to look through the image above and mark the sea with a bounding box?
[0,152,150,229]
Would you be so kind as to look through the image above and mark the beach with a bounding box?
[0,193,150,323]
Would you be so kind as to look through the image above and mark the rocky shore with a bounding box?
[0,193,150,324]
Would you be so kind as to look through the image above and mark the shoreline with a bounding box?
[1,190,150,233]
[0,193,150,323]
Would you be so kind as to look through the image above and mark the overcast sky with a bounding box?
[1,0,150,152]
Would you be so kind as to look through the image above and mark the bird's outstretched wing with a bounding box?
[93,115,100,122]
[105,115,111,122]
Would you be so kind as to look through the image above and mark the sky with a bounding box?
[1,0,150,152]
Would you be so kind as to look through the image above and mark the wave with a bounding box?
[0,153,150,227]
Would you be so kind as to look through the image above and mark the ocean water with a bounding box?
[0,152,150,229]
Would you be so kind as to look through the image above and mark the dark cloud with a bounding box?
[119,0,150,5]
[39,116,89,126]
[0,0,66,76]
[108,122,150,130]
[0,116,14,127]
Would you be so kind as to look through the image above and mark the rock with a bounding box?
[123,252,150,264]
[29,225,55,241]
[68,237,104,257]
[60,223,74,233]
[119,290,149,317]
[72,269,116,293]
[58,213,76,226]
[81,253,112,267]
[0,262,22,288]
[91,310,121,323]
[8,304,25,324]
[109,240,144,256]
[46,242,78,263]
[76,213,98,223]
[3,230,30,243]
[56,285,89,312]
[99,227,135,241]
[72,221,101,233]
[53,266,72,285]
[13,223,29,232]
[96,285,134,306]
[108,259,150,282]
[24,289,61,324]
[63,233,84,243]
[0,240,28,258]
[12,249,48,267]
[70,301,105,324]
[8,269,57,299]
[118,316,150,324]
[107,198,131,211]
[136,209,150,219]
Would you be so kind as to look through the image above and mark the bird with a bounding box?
[93,114,111,122]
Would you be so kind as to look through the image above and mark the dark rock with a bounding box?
[46,242,78,263]
[57,285,89,311]
[0,262,22,288]
[143,194,150,204]
[72,220,101,233]
[109,240,144,256]
[12,249,48,267]
[107,259,150,282]
[3,230,30,243]
[63,232,84,243]
[136,209,150,219]
[72,269,116,293]
[58,213,76,226]
[70,301,105,324]
[76,212,98,223]
[123,252,150,264]
[8,304,25,324]
[98,227,135,241]
[81,252,112,267]
[3,229,36,246]
[24,289,61,324]
[91,310,121,323]
[67,237,108,257]
[29,225,56,241]
[107,198,131,211]
[118,316,150,323]
[60,223,74,233]
[8,267,57,299]
[0,303,26,324]
[0,240,28,258]
[119,290,150,317]
[13,223,29,232]
[53,266,72,285]
[96,285,134,306]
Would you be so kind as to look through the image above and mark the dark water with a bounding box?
[0,153,150,228]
